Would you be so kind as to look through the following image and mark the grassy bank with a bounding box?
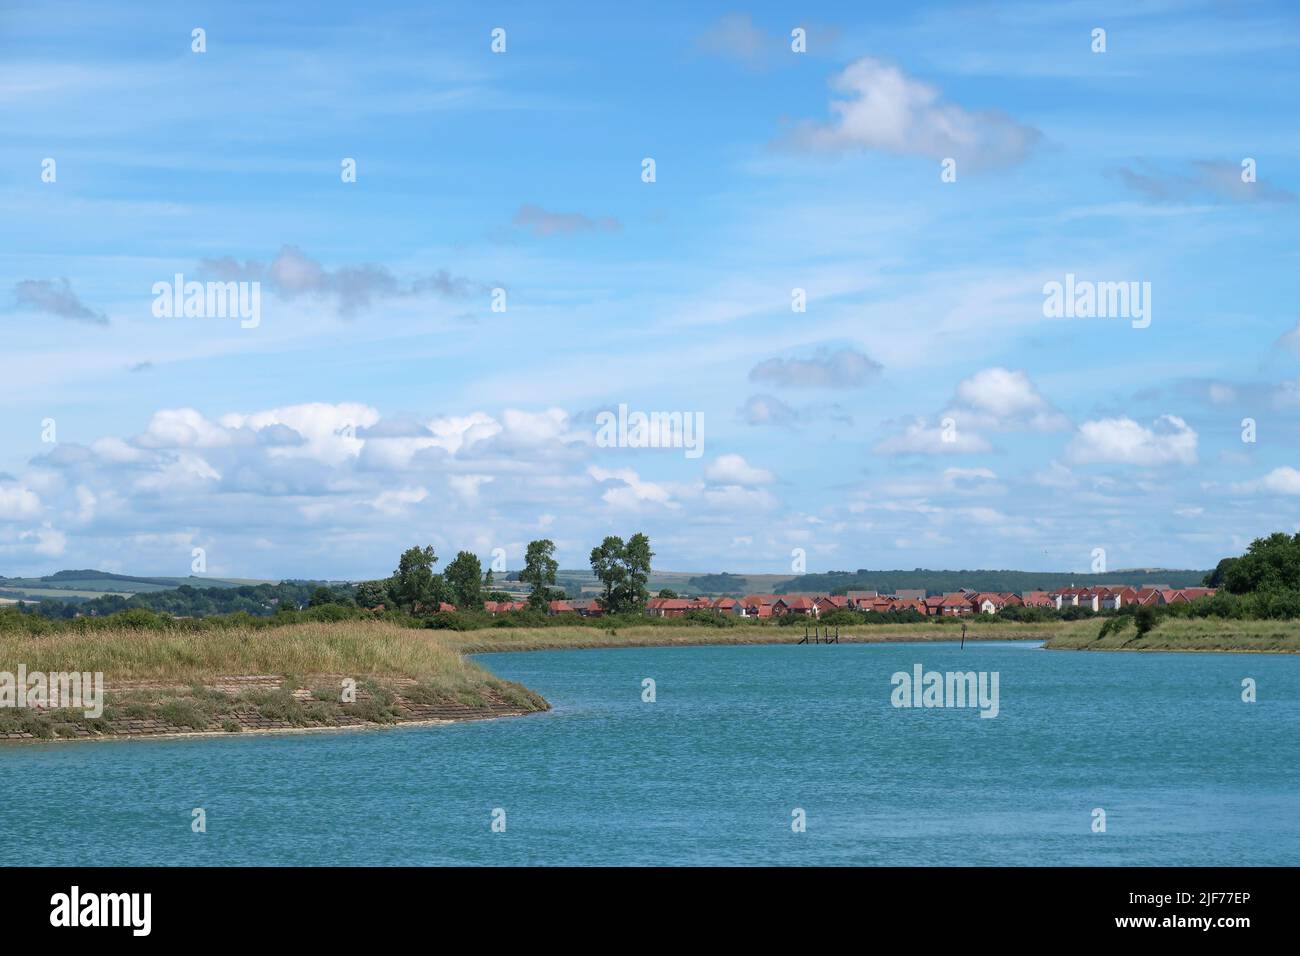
[1043,617,1300,653]
[0,621,547,741]
[435,618,1086,653]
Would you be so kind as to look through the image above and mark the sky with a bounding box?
[2,0,1299,580]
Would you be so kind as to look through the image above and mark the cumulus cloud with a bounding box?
[1231,467,1300,495]
[1067,414,1198,466]
[704,454,774,486]
[513,204,620,237]
[946,367,1070,432]
[783,57,1039,167]
[873,419,992,456]
[199,246,484,317]
[370,486,429,515]
[875,367,1065,456]
[748,346,881,389]
[137,408,238,449]
[0,485,42,520]
[24,525,66,557]
[1114,160,1296,205]
[13,278,108,324]
[588,466,675,510]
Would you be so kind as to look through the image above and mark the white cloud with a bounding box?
[588,466,675,510]
[876,367,1065,456]
[134,452,222,491]
[91,436,146,463]
[370,486,429,514]
[448,474,493,501]
[23,525,66,556]
[222,402,378,465]
[0,486,42,520]
[873,419,992,456]
[950,367,1067,430]
[1232,466,1300,495]
[138,408,233,449]
[786,57,1039,167]
[704,454,775,486]
[1068,415,1198,466]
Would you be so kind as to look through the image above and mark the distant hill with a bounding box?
[771,568,1211,596]
[0,569,280,602]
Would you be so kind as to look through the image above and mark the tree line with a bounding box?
[356,533,654,616]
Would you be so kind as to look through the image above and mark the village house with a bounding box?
[645,597,695,618]
[740,594,787,618]
[781,596,818,617]
[569,598,605,617]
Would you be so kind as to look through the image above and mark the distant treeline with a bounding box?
[772,568,1212,596]
[14,581,338,619]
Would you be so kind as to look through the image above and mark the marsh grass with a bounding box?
[0,621,548,739]
[1045,616,1300,653]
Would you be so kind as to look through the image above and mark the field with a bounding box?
[1043,617,1300,653]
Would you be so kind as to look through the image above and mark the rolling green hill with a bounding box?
[0,570,279,602]
[771,568,1211,596]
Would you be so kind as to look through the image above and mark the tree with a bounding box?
[1203,557,1237,589]
[590,536,627,611]
[658,588,678,599]
[354,580,392,609]
[521,539,559,610]
[392,545,439,612]
[621,533,654,612]
[1218,532,1300,594]
[309,586,336,607]
[484,567,494,590]
[1134,605,1158,637]
[589,532,654,614]
[444,551,484,609]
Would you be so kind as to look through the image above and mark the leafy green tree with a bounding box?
[521,539,559,610]
[354,580,392,609]
[1134,605,1158,637]
[483,567,494,590]
[658,588,678,599]
[589,532,654,614]
[590,536,628,611]
[621,533,654,612]
[444,551,484,609]
[1220,532,1300,593]
[392,545,439,612]
[1203,557,1237,588]
[309,586,336,607]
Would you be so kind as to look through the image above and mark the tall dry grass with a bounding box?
[0,619,490,684]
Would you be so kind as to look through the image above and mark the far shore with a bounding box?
[5,615,1296,745]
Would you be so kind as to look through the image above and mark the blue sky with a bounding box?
[2,0,1299,580]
